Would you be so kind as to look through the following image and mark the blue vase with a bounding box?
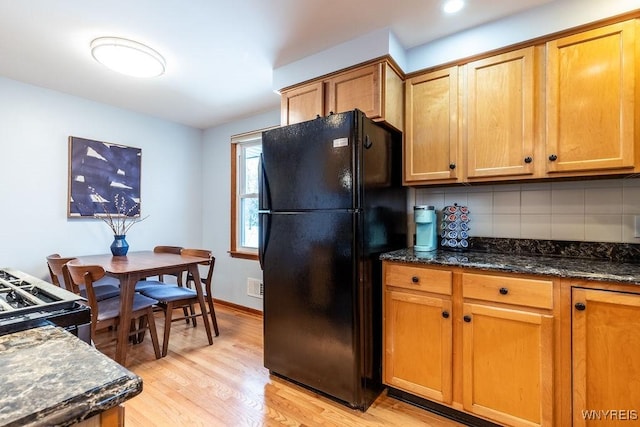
[110,235,129,256]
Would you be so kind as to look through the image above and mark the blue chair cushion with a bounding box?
[139,286,197,303]
[79,284,121,301]
[78,275,121,301]
[135,280,178,293]
[95,276,120,287]
[96,293,159,322]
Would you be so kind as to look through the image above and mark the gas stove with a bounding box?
[0,268,82,314]
[0,268,91,342]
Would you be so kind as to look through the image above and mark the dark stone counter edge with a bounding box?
[5,375,142,427]
[380,249,640,286]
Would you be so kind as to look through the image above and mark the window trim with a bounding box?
[229,126,276,260]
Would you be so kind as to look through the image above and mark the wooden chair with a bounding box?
[46,254,75,291]
[138,248,216,356]
[64,263,161,359]
[182,248,219,337]
[134,245,184,293]
[154,245,184,282]
[46,254,120,301]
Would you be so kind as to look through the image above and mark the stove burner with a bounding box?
[0,270,17,281]
[3,290,34,309]
[6,291,21,303]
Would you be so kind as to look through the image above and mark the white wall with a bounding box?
[202,110,280,312]
[0,76,203,280]
[272,28,401,91]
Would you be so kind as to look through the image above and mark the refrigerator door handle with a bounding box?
[259,154,270,211]
[258,213,270,270]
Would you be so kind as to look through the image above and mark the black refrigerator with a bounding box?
[259,110,406,410]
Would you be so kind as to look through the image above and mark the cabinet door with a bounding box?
[546,20,638,174]
[462,303,553,427]
[325,63,382,119]
[384,289,453,403]
[280,81,324,125]
[404,67,459,184]
[572,288,640,426]
[466,47,536,179]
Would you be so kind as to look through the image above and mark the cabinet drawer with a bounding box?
[462,273,553,309]
[385,264,452,295]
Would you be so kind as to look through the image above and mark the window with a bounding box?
[230,128,272,259]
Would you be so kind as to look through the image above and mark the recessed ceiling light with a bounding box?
[90,37,166,78]
[443,0,465,14]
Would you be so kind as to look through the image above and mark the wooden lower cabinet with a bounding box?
[571,288,640,426]
[462,303,554,427]
[384,289,453,403]
[383,263,640,426]
[383,262,556,427]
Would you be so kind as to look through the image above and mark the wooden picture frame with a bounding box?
[68,136,142,217]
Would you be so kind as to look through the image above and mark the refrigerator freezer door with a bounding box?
[262,210,362,405]
[261,112,357,211]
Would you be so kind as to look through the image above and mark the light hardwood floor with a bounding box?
[94,304,463,427]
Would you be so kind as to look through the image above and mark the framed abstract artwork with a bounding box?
[67,136,142,217]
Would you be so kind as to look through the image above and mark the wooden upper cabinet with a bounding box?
[465,47,537,180]
[280,81,324,125]
[326,64,381,119]
[404,67,459,184]
[546,20,638,174]
[280,59,404,130]
[326,61,403,130]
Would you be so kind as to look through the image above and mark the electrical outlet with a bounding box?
[635,216,640,238]
[247,278,263,298]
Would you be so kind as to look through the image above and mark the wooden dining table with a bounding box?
[68,250,213,365]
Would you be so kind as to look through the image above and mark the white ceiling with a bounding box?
[0,0,556,129]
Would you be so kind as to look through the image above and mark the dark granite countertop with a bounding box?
[381,248,640,285]
[0,325,142,427]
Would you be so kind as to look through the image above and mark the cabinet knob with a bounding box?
[442,311,450,319]
[499,287,509,295]
[524,156,533,164]
[449,163,456,170]
[575,302,586,311]
[463,315,472,323]
[548,154,558,161]
[411,276,419,283]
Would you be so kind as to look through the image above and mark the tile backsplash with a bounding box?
[410,177,640,243]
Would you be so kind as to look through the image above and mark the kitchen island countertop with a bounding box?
[380,248,640,285]
[0,325,141,427]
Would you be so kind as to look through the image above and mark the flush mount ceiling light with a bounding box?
[443,0,465,14]
[90,37,166,78]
